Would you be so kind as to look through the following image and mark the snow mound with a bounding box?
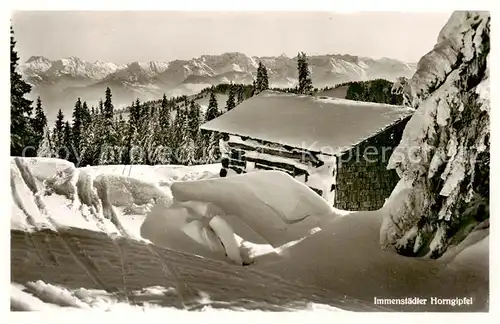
[255,208,488,311]
[141,171,340,265]
[10,157,220,241]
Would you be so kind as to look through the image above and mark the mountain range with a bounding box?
[20,52,416,121]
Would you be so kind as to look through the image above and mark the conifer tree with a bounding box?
[123,101,138,165]
[86,100,105,165]
[203,90,221,163]
[297,52,313,95]
[143,103,160,165]
[99,87,118,164]
[127,98,145,164]
[261,64,269,91]
[82,101,91,125]
[62,121,73,161]
[226,83,236,111]
[176,99,195,165]
[158,94,171,148]
[205,90,219,122]
[251,80,256,97]
[98,99,104,115]
[255,62,269,95]
[104,87,114,120]
[11,26,35,156]
[79,112,95,166]
[179,138,197,166]
[156,95,173,164]
[37,126,55,158]
[171,102,188,164]
[187,100,201,138]
[53,109,65,155]
[114,113,128,163]
[237,85,244,104]
[72,97,84,157]
[205,132,221,163]
[32,96,47,152]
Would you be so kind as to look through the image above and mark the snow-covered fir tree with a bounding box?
[156,94,172,164]
[79,109,97,166]
[178,137,197,166]
[89,99,106,165]
[203,90,221,163]
[206,132,221,163]
[381,11,490,259]
[143,102,161,165]
[170,100,188,164]
[99,88,118,165]
[187,100,201,138]
[36,126,55,158]
[114,113,128,164]
[126,99,146,164]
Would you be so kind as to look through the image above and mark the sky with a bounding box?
[11,11,452,64]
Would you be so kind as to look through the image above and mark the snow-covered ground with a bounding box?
[10,157,488,311]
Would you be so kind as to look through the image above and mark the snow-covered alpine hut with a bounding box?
[201,90,413,210]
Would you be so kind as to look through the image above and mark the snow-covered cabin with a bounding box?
[201,91,413,210]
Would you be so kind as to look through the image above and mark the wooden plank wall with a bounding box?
[219,135,331,199]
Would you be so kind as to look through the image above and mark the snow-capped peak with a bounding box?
[124,61,170,76]
[23,56,52,73]
[38,56,122,79]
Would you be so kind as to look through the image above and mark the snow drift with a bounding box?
[141,171,339,265]
[254,208,488,311]
[381,11,490,258]
[10,157,221,241]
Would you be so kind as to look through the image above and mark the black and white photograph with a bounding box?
[8,4,491,314]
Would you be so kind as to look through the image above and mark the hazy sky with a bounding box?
[12,11,452,64]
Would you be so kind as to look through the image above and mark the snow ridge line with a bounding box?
[11,169,37,228]
[12,157,59,230]
[92,176,135,239]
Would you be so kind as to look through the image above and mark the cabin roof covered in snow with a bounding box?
[201,91,414,154]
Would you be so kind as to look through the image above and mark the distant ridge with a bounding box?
[20,52,416,121]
